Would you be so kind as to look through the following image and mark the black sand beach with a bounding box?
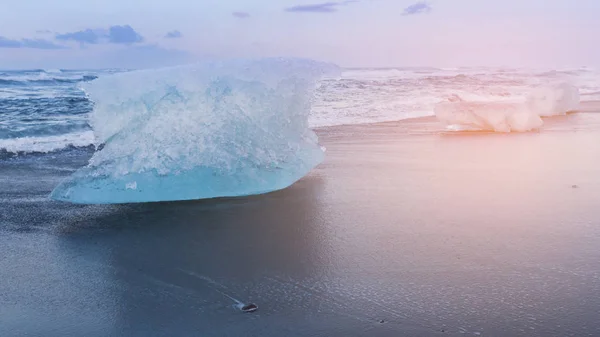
[2,106,600,336]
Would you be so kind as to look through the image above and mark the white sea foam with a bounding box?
[0,131,95,153]
[0,70,97,83]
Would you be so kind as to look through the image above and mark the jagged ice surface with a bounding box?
[435,83,580,132]
[50,58,340,204]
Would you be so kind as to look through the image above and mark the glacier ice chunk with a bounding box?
[526,83,580,117]
[50,58,340,204]
[435,83,580,132]
[435,99,544,133]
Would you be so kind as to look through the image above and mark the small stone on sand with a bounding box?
[241,303,258,313]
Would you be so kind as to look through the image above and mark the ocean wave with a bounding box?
[2,66,600,159]
[0,131,95,155]
[581,90,600,97]
[342,67,456,80]
[0,96,90,106]
[0,75,98,86]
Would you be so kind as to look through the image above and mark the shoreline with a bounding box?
[315,99,600,134]
[2,102,600,336]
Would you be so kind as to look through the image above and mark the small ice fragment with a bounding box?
[126,181,137,190]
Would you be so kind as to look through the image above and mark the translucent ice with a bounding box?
[526,83,580,117]
[434,99,544,132]
[435,83,580,132]
[50,58,340,204]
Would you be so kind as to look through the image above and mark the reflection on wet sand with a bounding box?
[57,174,337,336]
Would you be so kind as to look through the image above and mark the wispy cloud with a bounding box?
[55,25,144,45]
[286,2,339,13]
[232,11,251,19]
[0,37,21,48]
[402,2,432,16]
[35,30,53,35]
[165,30,183,39]
[285,1,357,13]
[56,29,101,44]
[21,39,67,49]
[0,36,66,49]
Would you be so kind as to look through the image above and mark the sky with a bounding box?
[1,0,599,69]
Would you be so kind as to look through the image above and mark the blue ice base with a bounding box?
[50,149,324,204]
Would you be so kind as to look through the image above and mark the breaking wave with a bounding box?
[0,131,96,157]
[0,76,97,86]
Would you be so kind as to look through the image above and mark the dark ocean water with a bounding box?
[0,70,105,157]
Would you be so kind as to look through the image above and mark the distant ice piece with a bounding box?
[435,84,580,132]
[50,58,340,204]
[526,83,580,117]
[435,97,544,133]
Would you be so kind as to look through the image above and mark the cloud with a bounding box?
[285,1,358,13]
[0,37,21,48]
[165,30,183,38]
[108,25,143,44]
[55,25,144,45]
[36,30,53,34]
[286,2,340,13]
[402,2,432,16]
[21,39,67,49]
[232,11,250,19]
[0,36,66,49]
[56,29,101,44]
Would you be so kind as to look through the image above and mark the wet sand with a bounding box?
[2,106,600,336]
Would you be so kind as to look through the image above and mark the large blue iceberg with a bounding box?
[50,58,340,204]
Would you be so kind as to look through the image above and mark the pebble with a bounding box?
[241,303,258,313]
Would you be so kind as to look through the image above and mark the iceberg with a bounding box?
[50,58,340,204]
[435,83,580,132]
